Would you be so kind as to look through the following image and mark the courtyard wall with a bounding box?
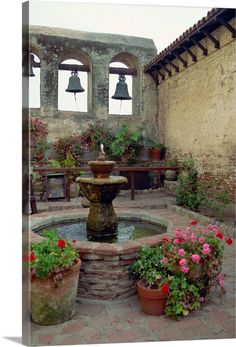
[157,20,236,201]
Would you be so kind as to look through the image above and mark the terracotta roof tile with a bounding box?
[144,8,228,71]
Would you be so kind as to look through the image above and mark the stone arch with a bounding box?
[109,52,141,117]
[58,49,92,113]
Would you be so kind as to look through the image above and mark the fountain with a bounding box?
[77,144,127,241]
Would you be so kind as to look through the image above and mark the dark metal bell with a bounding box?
[112,74,131,100]
[66,71,85,93]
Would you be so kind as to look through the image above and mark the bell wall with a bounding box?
[29,26,158,142]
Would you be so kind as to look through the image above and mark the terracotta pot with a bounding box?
[165,170,177,181]
[30,258,81,325]
[148,148,161,160]
[137,279,167,316]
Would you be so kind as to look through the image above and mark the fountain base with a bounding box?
[87,202,118,241]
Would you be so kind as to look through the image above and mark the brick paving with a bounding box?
[30,190,235,345]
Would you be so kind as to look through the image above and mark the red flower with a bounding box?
[72,240,77,244]
[57,240,66,248]
[191,220,198,225]
[161,283,169,294]
[30,251,36,262]
[216,232,224,240]
[162,237,169,244]
[37,155,44,161]
[226,238,233,245]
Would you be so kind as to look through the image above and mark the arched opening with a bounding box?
[109,62,132,115]
[29,53,40,108]
[58,59,88,112]
[109,53,140,117]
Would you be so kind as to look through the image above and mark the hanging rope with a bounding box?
[74,93,79,112]
[119,100,122,114]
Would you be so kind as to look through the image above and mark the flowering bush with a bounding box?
[52,135,83,165]
[30,118,49,162]
[129,220,233,319]
[26,231,79,285]
[80,121,114,156]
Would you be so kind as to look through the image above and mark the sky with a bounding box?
[0,1,235,347]
[28,1,212,111]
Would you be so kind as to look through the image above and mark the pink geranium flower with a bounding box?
[202,228,209,234]
[175,230,182,237]
[161,257,169,264]
[199,236,205,244]
[191,254,201,263]
[217,273,224,286]
[179,259,187,266]
[191,234,197,242]
[181,266,189,273]
[173,238,180,245]
[178,249,186,257]
[202,247,210,255]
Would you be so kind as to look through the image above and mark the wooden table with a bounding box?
[33,166,177,201]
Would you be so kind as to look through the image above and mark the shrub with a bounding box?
[110,124,143,164]
[30,118,49,162]
[52,135,83,165]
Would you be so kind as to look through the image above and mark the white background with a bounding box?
[0,1,235,347]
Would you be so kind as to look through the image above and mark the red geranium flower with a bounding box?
[72,240,77,244]
[30,251,36,262]
[162,237,169,244]
[57,239,66,248]
[226,238,233,245]
[191,220,198,225]
[216,232,224,240]
[161,283,169,294]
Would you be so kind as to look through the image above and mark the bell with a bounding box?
[112,74,131,100]
[65,71,85,93]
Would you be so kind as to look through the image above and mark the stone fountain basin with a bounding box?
[30,210,175,301]
[88,160,116,178]
[77,176,127,203]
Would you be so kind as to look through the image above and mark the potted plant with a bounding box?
[27,230,81,325]
[129,247,170,316]
[129,221,233,319]
[110,124,143,164]
[81,121,114,159]
[164,155,179,181]
[146,140,166,160]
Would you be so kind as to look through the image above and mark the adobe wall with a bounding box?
[29,26,158,142]
[157,20,236,200]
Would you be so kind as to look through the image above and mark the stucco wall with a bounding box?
[157,21,236,200]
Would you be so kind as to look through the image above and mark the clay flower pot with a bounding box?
[148,148,161,160]
[137,279,167,316]
[30,258,81,325]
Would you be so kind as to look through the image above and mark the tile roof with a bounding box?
[144,7,235,72]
